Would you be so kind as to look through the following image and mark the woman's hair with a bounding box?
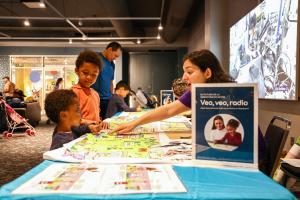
[44,89,77,123]
[211,115,225,130]
[226,119,240,129]
[75,50,103,71]
[55,78,63,87]
[172,78,189,98]
[183,49,234,83]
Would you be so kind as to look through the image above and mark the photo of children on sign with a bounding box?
[204,114,244,151]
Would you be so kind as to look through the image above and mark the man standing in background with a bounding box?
[92,42,122,120]
[2,76,15,98]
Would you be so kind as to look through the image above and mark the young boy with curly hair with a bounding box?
[45,89,101,150]
[172,78,189,99]
[72,50,106,125]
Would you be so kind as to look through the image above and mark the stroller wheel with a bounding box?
[3,131,13,139]
[26,129,36,136]
[30,130,36,136]
[26,129,33,136]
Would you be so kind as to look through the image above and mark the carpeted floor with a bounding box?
[0,118,54,186]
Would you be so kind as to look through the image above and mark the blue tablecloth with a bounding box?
[0,160,296,200]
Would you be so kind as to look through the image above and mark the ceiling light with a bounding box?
[137,39,141,44]
[39,2,46,8]
[69,39,72,44]
[158,23,163,30]
[22,0,46,8]
[156,34,161,40]
[24,19,30,26]
[78,20,83,26]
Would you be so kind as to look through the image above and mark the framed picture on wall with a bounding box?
[160,90,175,106]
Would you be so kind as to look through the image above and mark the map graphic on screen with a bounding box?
[230,0,298,100]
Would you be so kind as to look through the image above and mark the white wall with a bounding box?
[204,0,227,66]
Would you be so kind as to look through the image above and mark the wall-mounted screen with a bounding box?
[230,0,298,100]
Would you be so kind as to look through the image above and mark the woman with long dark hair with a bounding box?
[112,49,233,133]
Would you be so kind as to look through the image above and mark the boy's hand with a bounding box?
[100,121,109,130]
[136,105,142,112]
[88,124,102,134]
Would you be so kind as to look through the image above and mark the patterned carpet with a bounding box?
[0,119,54,186]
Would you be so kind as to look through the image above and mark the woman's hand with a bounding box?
[111,121,137,134]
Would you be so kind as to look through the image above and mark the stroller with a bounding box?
[0,99,36,138]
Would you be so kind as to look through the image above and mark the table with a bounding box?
[0,160,296,200]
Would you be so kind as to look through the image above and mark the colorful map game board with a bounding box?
[107,112,191,133]
[44,132,192,163]
[65,132,163,160]
[13,163,187,195]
